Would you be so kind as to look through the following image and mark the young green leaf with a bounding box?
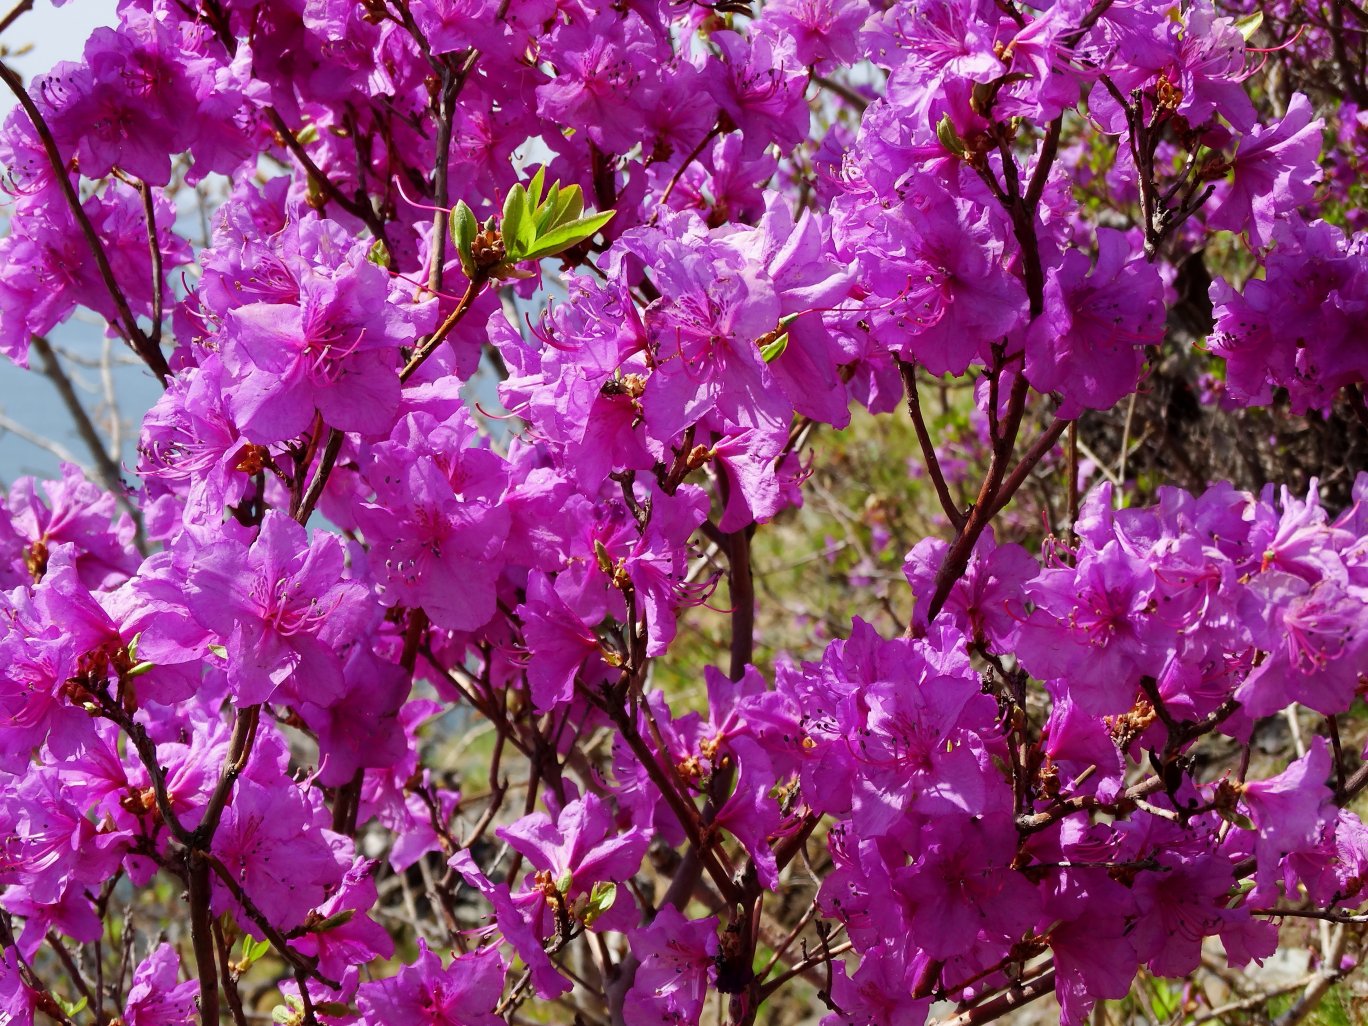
[760,332,789,363]
[526,164,547,211]
[521,210,615,262]
[535,181,563,235]
[502,184,529,260]
[451,200,478,278]
[547,185,585,232]
[1235,10,1262,38]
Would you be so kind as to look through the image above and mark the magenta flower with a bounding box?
[1026,229,1165,417]
[1239,736,1336,900]
[186,511,371,707]
[704,31,811,159]
[623,907,718,1026]
[496,792,650,912]
[516,570,602,712]
[357,411,510,632]
[1207,93,1324,247]
[123,944,197,1026]
[210,778,346,929]
[359,942,505,1026]
[220,272,405,443]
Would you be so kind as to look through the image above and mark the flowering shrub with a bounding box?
[1,1,1366,1025]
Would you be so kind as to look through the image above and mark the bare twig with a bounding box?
[29,335,144,547]
[0,60,169,383]
[0,0,34,37]
[899,358,966,529]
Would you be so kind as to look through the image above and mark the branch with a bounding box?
[137,181,165,349]
[1271,925,1349,1026]
[0,60,169,383]
[987,415,1070,518]
[213,917,251,1026]
[294,428,344,525]
[931,968,1057,1026]
[0,913,76,1026]
[811,73,869,111]
[654,122,722,217]
[400,274,487,383]
[0,410,81,465]
[201,852,341,989]
[0,0,34,36]
[898,358,966,529]
[187,849,220,1025]
[727,527,755,680]
[29,335,144,544]
[263,106,392,256]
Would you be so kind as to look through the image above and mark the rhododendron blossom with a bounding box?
[0,0,1365,1024]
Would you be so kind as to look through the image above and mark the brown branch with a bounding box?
[811,73,868,111]
[194,704,261,846]
[213,917,250,1026]
[295,428,344,525]
[201,852,340,989]
[0,0,34,37]
[45,933,98,1016]
[921,369,1032,624]
[186,849,220,1025]
[29,334,144,545]
[987,416,1070,518]
[654,122,722,216]
[0,913,76,1026]
[727,527,755,679]
[932,968,1057,1026]
[400,273,487,383]
[138,181,165,349]
[263,106,391,256]
[0,60,169,383]
[898,358,966,529]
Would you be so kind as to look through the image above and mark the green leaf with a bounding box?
[1149,978,1181,1019]
[367,237,391,269]
[1216,806,1256,832]
[535,181,562,235]
[238,934,271,968]
[1235,9,1262,38]
[271,1007,298,1026]
[582,881,617,928]
[760,332,789,363]
[593,539,614,575]
[309,908,356,932]
[520,210,615,262]
[526,165,547,211]
[936,113,967,157]
[58,995,88,1017]
[126,660,156,678]
[502,184,529,260]
[208,643,228,659]
[451,201,478,278]
[546,185,585,233]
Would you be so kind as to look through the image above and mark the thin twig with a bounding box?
[400,274,486,382]
[0,410,81,465]
[898,358,966,529]
[295,428,343,525]
[0,60,169,383]
[0,0,34,37]
[29,335,145,548]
